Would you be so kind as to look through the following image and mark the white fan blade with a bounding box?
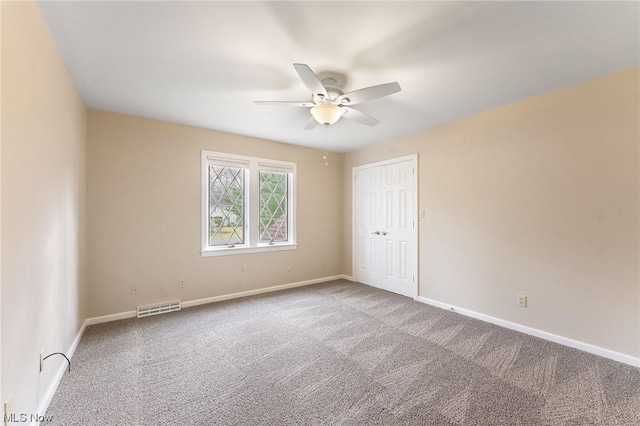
[293,63,328,98]
[337,82,401,106]
[341,106,380,126]
[304,116,320,130]
[254,101,315,107]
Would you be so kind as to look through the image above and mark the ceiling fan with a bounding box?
[254,63,401,130]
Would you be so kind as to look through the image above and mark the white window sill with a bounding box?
[201,243,297,257]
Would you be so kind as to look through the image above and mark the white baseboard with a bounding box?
[416,296,640,368]
[86,275,351,323]
[34,318,88,425]
[182,275,349,308]
[85,309,137,325]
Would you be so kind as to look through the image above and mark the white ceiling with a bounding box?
[37,1,639,153]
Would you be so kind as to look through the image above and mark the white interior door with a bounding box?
[355,166,382,287]
[354,156,417,298]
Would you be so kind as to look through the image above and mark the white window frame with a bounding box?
[201,150,296,257]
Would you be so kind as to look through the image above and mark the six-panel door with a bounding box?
[355,158,416,298]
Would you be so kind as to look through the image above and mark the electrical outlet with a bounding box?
[517,295,527,308]
[178,280,186,289]
[4,395,13,426]
[322,261,327,268]
[287,265,292,272]
[131,285,139,295]
[242,264,247,272]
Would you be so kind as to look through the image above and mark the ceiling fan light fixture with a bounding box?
[310,104,343,125]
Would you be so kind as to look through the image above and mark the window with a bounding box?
[259,170,288,243]
[202,151,296,256]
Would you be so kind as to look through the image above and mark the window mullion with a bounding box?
[248,162,259,248]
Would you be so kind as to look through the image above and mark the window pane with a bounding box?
[259,171,288,243]
[209,165,244,246]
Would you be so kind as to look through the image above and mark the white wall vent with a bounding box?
[137,300,181,318]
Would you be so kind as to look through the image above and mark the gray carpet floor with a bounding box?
[46,280,640,425]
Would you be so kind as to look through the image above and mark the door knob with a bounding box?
[382,231,388,236]
[371,231,380,235]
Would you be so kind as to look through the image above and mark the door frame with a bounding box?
[352,154,419,299]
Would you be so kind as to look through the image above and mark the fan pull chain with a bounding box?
[323,124,329,167]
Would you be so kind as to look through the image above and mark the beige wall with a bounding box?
[343,68,640,358]
[87,110,343,317]
[2,5,637,418]
[1,0,87,416]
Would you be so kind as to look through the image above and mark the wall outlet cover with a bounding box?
[517,295,528,308]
